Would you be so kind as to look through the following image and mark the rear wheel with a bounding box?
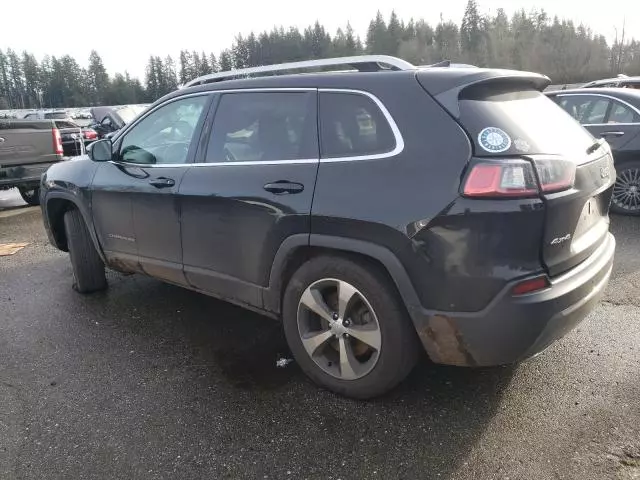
[17,186,40,206]
[611,160,640,216]
[63,209,107,293]
[282,256,419,399]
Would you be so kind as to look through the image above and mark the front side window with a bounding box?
[319,92,396,158]
[206,92,316,163]
[118,95,208,165]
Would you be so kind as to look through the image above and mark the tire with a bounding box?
[611,160,640,216]
[63,209,107,293]
[17,186,40,206]
[282,256,420,399]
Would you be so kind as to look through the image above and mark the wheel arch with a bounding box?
[264,234,423,324]
[44,192,105,261]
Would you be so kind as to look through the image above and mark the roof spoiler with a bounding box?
[417,69,551,118]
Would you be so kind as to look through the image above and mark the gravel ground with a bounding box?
[1,194,639,480]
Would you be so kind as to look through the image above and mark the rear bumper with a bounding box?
[412,233,615,366]
[0,162,58,188]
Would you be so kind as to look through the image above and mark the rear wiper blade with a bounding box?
[586,138,607,155]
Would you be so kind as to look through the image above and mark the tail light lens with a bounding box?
[52,128,63,156]
[463,160,538,197]
[533,158,576,193]
[463,158,576,198]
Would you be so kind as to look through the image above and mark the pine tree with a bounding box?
[209,53,219,73]
[461,0,482,64]
[87,50,109,105]
[179,50,193,84]
[387,11,403,55]
[366,11,389,54]
[7,49,25,109]
[199,51,211,75]
[163,56,178,91]
[0,50,13,109]
[22,52,40,108]
[219,50,233,71]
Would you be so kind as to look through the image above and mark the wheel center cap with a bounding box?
[630,185,638,193]
[330,320,347,337]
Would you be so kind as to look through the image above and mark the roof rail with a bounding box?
[182,55,415,88]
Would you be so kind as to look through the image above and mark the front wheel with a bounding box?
[611,161,640,216]
[282,256,419,399]
[64,209,107,293]
[17,186,40,206]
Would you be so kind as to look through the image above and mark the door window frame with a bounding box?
[555,93,640,126]
[110,92,214,168]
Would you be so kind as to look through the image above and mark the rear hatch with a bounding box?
[419,72,615,277]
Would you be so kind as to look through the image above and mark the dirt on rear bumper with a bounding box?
[412,233,615,367]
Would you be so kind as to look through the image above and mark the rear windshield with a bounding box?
[459,85,595,158]
[54,120,79,129]
[45,112,70,119]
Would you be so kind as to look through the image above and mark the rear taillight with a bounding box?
[463,160,538,197]
[533,158,576,193]
[52,128,63,156]
[463,159,576,198]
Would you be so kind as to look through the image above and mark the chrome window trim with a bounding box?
[110,87,404,168]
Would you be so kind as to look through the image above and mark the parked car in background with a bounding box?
[1,118,67,205]
[90,105,148,139]
[40,56,615,399]
[583,74,640,89]
[547,87,640,215]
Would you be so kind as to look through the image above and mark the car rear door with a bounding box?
[178,89,319,308]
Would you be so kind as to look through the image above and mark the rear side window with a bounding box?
[319,92,396,158]
[206,92,317,163]
[459,85,594,158]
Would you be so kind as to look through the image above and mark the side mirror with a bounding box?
[88,138,113,162]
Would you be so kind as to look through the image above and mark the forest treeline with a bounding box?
[1,0,639,109]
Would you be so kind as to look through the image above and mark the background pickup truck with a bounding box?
[0,119,67,205]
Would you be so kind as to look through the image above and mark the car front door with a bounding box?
[91,94,211,283]
[178,90,319,308]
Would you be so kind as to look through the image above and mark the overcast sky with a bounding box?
[1,0,637,79]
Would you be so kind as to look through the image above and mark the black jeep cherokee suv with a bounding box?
[40,56,616,399]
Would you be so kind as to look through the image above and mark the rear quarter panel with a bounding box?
[312,76,488,312]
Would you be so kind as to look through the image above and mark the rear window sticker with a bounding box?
[478,127,512,153]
